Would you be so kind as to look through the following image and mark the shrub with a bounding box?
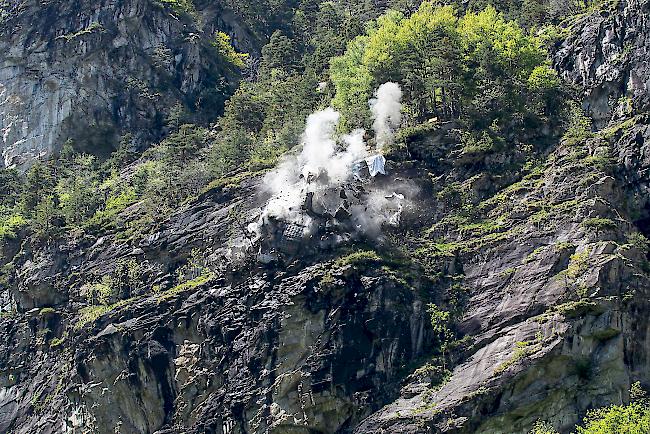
[576,401,650,433]
[85,188,137,232]
[530,421,558,434]
[156,0,195,16]
[563,101,593,146]
[333,250,382,268]
[428,304,452,367]
[0,213,26,240]
[628,232,650,252]
[212,31,248,68]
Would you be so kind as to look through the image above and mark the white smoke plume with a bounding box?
[251,109,369,231]
[249,82,405,241]
[370,82,403,150]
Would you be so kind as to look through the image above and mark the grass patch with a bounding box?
[155,273,214,302]
[523,246,546,264]
[555,299,604,318]
[319,250,383,286]
[75,298,135,330]
[557,250,590,282]
[332,250,381,268]
[494,334,543,375]
[49,335,66,348]
[39,307,56,316]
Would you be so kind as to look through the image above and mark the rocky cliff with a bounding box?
[1,0,650,433]
[0,0,257,167]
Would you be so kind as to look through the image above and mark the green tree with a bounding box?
[105,134,138,171]
[428,303,451,369]
[330,2,560,132]
[576,401,650,433]
[212,31,248,68]
[162,124,207,164]
[19,161,56,216]
[0,168,23,208]
[33,194,59,239]
[261,31,300,72]
[55,154,101,226]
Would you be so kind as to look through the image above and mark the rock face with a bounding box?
[554,0,650,127]
[0,0,251,167]
[356,117,650,433]
[0,172,437,433]
[2,1,650,434]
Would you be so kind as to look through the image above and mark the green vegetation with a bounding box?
[156,0,195,16]
[38,307,56,316]
[494,332,543,374]
[1,2,388,244]
[0,0,574,250]
[524,246,546,263]
[416,365,452,392]
[49,336,66,348]
[559,250,590,282]
[460,130,502,159]
[212,32,249,68]
[2,1,641,430]
[627,232,650,252]
[320,249,382,286]
[581,218,617,232]
[530,420,558,434]
[458,0,601,29]
[575,401,650,433]
[155,272,214,302]
[556,241,576,252]
[0,213,26,240]
[563,101,594,146]
[56,22,103,42]
[562,384,650,433]
[331,3,561,132]
[554,299,604,318]
[75,298,135,330]
[428,304,452,368]
[333,250,382,268]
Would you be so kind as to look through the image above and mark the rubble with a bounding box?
[247,155,408,264]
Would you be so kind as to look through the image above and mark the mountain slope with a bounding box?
[1,0,650,433]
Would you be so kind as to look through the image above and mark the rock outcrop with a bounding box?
[0,0,252,167]
[554,0,650,126]
[2,1,650,433]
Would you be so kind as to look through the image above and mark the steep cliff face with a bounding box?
[554,0,650,126]
[0,0,252,167]
[354,2,650,431]
[2,1,650,434]
[357,119,650,433]
[0,169,439,433]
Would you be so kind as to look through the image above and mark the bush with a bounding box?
[563,101,593,146]
[156,0,195,16]
[576,401,650,433]
[530,421,558,434]
[0,213,26,240]
[85,187,137,233]
[212,31,248,68]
